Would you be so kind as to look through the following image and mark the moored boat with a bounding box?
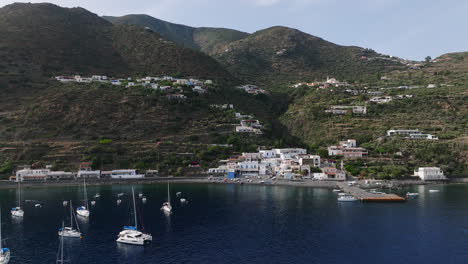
[338,195,359,202]
[0,209,11,264]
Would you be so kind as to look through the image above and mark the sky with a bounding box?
[1,0,467,60]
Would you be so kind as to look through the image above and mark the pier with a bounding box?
[338,182,406,202]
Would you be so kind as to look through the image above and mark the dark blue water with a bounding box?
[0,183,467,263]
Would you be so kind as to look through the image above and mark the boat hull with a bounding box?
[58,230,81,238]
[76,210,90,218]
[0,251,10,264]
[11,209,24,217]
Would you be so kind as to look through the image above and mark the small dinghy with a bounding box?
[180,198,188,204]
[142,197,147,203]
[63,201,68,206]
[429,189,440,193]
[91,201,96,206]
[118,193,124,197]
[406,192,419,196]
[94,193,101,199]
[35,204,42,208]
[139,193,143,198]
[176,192,182,197]
[117,199,122,205]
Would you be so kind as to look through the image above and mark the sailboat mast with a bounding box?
[132,187,137,229]
[167,183,170,204]
[58,221,64,263]
[18,180,21,208]
[0,209,3,250]
[69,200,73,228]
[83,180,88,209]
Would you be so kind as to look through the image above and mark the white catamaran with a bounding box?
[116,187,152,245]
[11,181,24,218]
[0,209,11,264]
[76,180,90,218]
[58,201,82,238]
[161,183,172,214]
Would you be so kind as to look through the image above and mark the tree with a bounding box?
[425,56,432,63]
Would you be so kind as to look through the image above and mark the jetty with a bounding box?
[338,182,405,202]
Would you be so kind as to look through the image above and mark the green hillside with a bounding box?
[0,3,232,79]
[104,15,249,55]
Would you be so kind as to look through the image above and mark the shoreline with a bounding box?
[0,177,461,190]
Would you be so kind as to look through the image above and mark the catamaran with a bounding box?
[0,209,11,264]
[11,181,24,218]
[116,187,152,246]
[161,183,172,214]
[58,201,82,238]
[56,222,66,263]
[76,180,90,218]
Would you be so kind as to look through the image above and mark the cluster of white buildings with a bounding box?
[291,77,349,89]
[208,148,346,181]
[328,139,369,158]
[368,94,414,104]
[235,119,263,134]
[236,85,267,95]
[325,105,367,115]
[54,75,211,95]
[11,163,156,182]
[387,129,438,140]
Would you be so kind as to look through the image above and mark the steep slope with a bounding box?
[103,15,249,55]
[212,26,405,84]
[0,3,232,79]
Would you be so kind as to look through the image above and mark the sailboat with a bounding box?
[0,209,11,264]
[11,180,24,218]
[76,180,90,218]
[161,183,172,214]
[58,201,82,238]
[56,222,66,264]
[116,187,152,245]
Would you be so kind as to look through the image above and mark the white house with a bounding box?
[413,167,446,181]
[110,170,144,179]
[15,169,50,181]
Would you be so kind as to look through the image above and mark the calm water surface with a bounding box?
[0,183,467,263]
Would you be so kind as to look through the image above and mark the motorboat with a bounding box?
[58,201,81,238]
[76,180,90,218]
[94,193,101,199]
[117,199,122,205]
[338,193,347,196]
[161,183,172,214]
[429,189,440,193]
[332,189,341,192]
[62,201,68,206]
[338,195,359,202]
[118,193,124,198]
[141,197,147,203]
[138,193,143,198]
[176,192,182,197]
[0,209,11,264]
[11,181,24,218]
[35,204,42,208]
[11,207,24,218]
[116,187,152,246]
[180,198,188,204]
[91,201,96,206]
[406,192,419,196]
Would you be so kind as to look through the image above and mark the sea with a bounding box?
[0,182,467,263]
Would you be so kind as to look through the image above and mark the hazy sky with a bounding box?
[1,0,467,60]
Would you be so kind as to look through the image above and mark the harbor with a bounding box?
[337,182,406,202]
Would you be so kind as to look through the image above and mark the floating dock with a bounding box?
[337,182,406,202]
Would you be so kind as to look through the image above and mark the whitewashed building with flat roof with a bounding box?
[414,167,446,181]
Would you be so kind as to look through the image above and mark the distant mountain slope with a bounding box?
[0,3,232,79]
[211,26,405,84]
[103,15,249,55]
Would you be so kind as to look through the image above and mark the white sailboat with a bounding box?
[161,183,172,214]
[0,209,11,264]
[116,187,152,246]
[56,222,66,264]
[58,201,82,238]
[11,181,24,218]
[76,180,90,218]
